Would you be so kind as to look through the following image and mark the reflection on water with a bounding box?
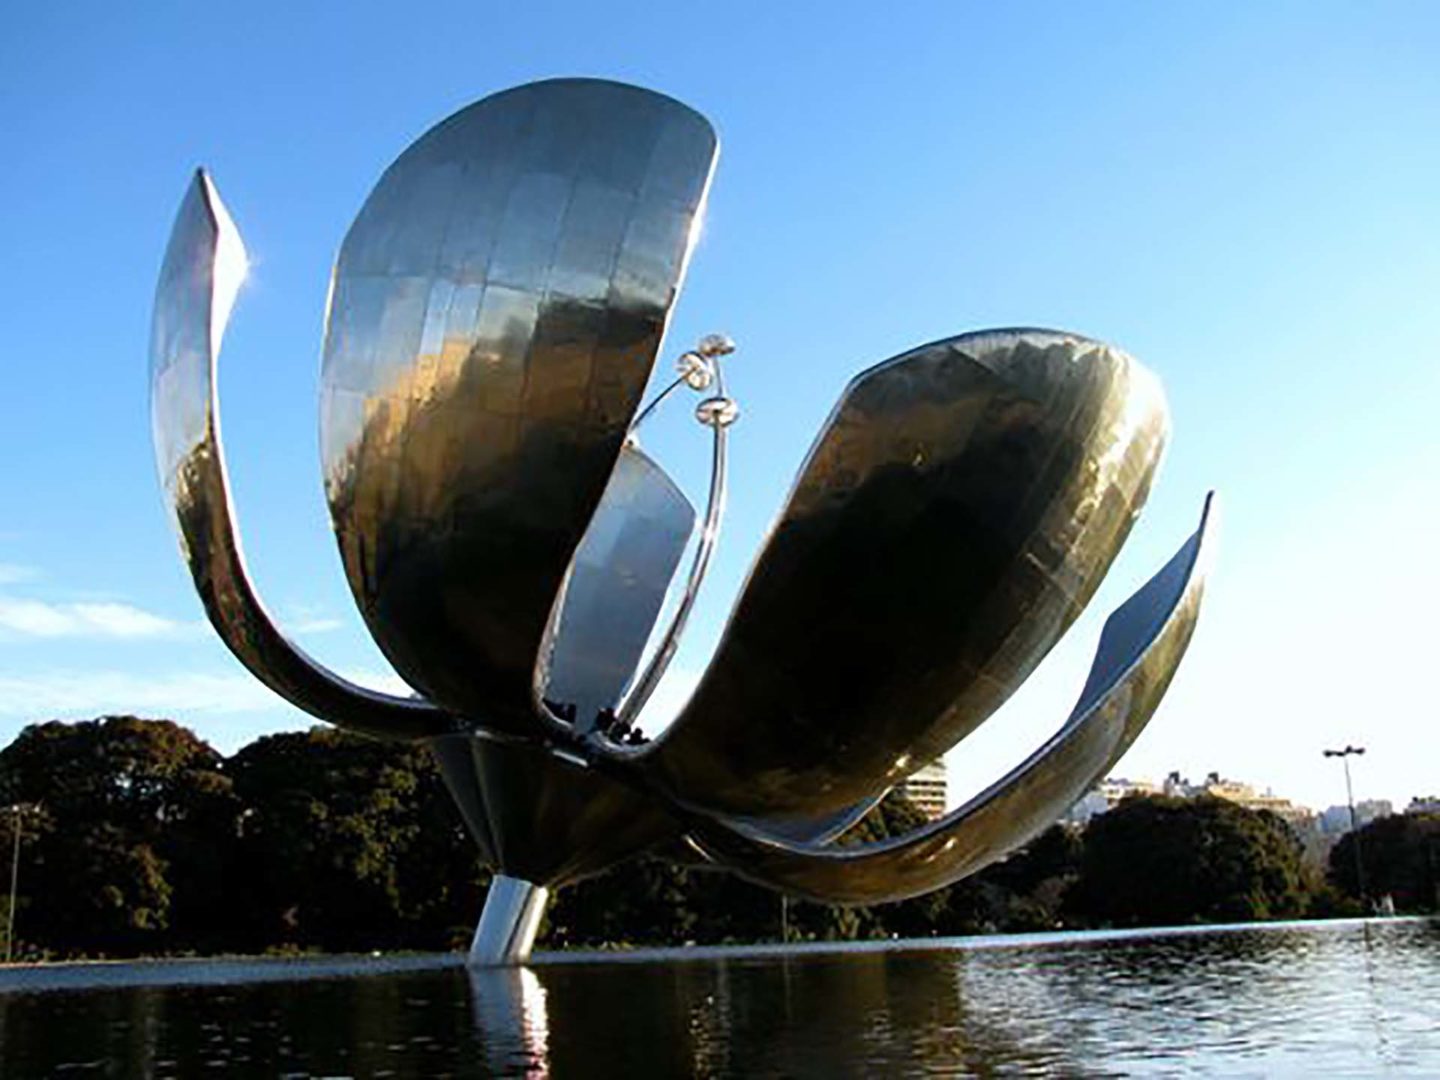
[468,968,549,1076]
[1,919,1437,1076]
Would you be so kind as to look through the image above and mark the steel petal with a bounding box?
[536,443,694,730]
[319,79,717,732]
[149,171,450,740]
[631,329,1169,825]
[682,493,1216,904]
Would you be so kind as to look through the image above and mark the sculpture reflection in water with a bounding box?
[468,967,549,1074]
[149,78,1218,966]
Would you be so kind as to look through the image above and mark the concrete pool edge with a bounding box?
[1,915,1430,994]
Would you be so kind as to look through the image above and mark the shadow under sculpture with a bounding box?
[149,78,1217,966]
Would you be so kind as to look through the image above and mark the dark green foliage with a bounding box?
[544,847,874,948]
[842,791,931,843]
[1,718,1422,958]
[544,855,701,947]
[846,794,953,938]
[0,719,485,958]
[545,796,1073,947]
[1329,813,1440,913]
[225,728,486,953]
[0,716,235,956]
[544,798,931,948]
[976,824,1083,932]
[1069,795,1309,926]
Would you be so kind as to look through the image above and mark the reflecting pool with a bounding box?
[1,918,1436,1076]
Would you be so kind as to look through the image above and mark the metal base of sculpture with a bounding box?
[470,876,550,967]
[149,78,1216,967]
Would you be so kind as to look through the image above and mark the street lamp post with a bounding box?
[5,804,22,963]
[1323,745,1368,910]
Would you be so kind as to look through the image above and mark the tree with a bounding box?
[1330,813,1440,913]
[0,716,235,956]
[547,794,939,947]
[977,824,1083,932]
[226,728,485,952]
[1070,795,1308,926]
[843,793,950,938]
[544,851,701,947]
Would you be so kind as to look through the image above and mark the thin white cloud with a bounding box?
[0,665,426,722]
[70,602,184,637]
[0,670,284,718]
[0,596,190,639]
[288,616,344,635]
[337,668,418,697]
[280,602,346,637]
[0,564,39,586]
[0,666,423,722]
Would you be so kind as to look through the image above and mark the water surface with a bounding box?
[1,918,1435,1076]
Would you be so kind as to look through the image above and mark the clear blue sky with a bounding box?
[1,2,1436,813]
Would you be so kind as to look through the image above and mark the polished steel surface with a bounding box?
[537,443,693,730]
[614,334,739,729]
[149,171,449,741]
[684,494,1216,904]
[320,78,717,733]
[469,875,550,967]
[732,792,889,846]
[626,330,1169,830]
[619,405,730,728]
[151,79,1217,947]
[429,733,675,886]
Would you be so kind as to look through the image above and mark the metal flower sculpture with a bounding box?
[150,79,1216,965]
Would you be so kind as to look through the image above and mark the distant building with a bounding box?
[1163,770,1197,798]
[1061,789,1110,826]
[1101,777,1160,805]
[1193,771,1314,828]
[896,759,947,819]
[1318,807,1352,834]
[1317,799,1393,835]
[1405,796,1440,816]
[1061,777,1159,825]
[1064,770,1321,831]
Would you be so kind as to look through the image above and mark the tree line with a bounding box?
[0,716,1434,960]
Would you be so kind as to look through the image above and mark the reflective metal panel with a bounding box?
[631,330,1169,825]
[729,793,888,846]
[320,79,717,732]
[469,875,549,966]
[619,398,731,727]
[430,732,676,886]
[684,494,1217,904]
[537,444,694,731]
[148,171,449,741]
[148,80,1219,951]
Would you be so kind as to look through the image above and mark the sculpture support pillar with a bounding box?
[469,875,549,967]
